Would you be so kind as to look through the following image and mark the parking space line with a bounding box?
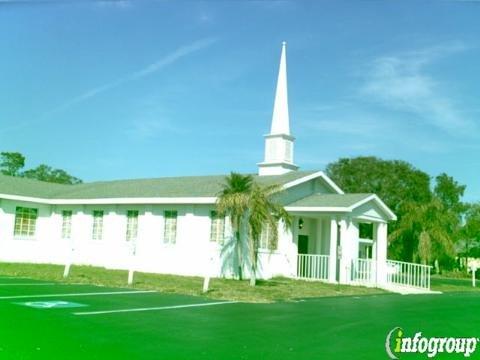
[0,290,155,300]
[0,283,56,286]
[74,301,239,316]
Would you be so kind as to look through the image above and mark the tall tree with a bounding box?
[247,183,291,286]
[434,173,466,213]
[459,203,480,267]
[216,173,253,280]
[326,156,432,260]
[326,156,431,216]
[216,173,291,285]
[0,152,25,176]
[389,199,457,269]
[23,164,82,185]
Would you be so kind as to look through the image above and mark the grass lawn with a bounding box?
[431,275,480,293]
[0,262,385,302]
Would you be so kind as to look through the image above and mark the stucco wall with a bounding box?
[0,198,296,279]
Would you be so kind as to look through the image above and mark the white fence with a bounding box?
[350,258,431,291]
[386,259,431,290]
[350,258,374,285]
[297,255,431,291]
[297,254,329,281]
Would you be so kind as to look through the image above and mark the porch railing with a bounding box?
[297,254,329,281]
[351,258,374,285]
[386,259,431,290]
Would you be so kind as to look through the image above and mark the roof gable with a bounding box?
[285,193,396,221]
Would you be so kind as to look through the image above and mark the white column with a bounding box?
[338,219,349,284]
[328,218,338,283]
[337,218,360,284]
[374,222,388,285]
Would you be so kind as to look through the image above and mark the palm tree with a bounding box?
[217,172,253,280]
[217,173,292,286]
[389,198,457,271]
[247,183,291,286]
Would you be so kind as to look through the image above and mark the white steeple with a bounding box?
[258,41,299,176]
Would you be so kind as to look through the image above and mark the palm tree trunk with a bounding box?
[236,229,243,280]
[249,242,257,286]
[249,266,256,286]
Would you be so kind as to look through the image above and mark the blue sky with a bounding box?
[1,0,479,201]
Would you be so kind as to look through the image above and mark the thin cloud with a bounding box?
[43,37,217,117]
[359,42,476,135]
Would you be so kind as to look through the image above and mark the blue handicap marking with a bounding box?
[17,301,87,309]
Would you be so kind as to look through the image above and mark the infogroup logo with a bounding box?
[385,327,479,359]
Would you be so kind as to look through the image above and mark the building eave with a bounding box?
[0,193,217,205]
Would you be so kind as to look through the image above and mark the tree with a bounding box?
[0,151,82,184]
[458,203,480,268]
[434,173,466,214]
[216,173,291,286]
[389,198,457,271]
[326,156,468,267]
[246,183,291,286]
[326,156,431,216]
[216,173,254,280]
[326,156,432,260]
[23,164,82,185]
[0,152,25,176]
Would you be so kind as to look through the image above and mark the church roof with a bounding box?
[285,193,397,220]
[286,193,373,208]
[0,171,317,200]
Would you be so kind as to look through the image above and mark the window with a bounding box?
[210,211,225,244]
[126,210,139,242]
[259,223,277,250]
[92,210,104,240]
[61,210,73,239]
[164,210,177,244]
[14,207,38,237]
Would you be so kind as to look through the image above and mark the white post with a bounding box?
[127,241,137,286]
[63,242,74,278]
[203,243,216,293]
[203,276,210,293]
[472,266,477,288]
[328,218,338,283]
[63,262,71,278]
[128,268,134,285]
[374,222,388,286]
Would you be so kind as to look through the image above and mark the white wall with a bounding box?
[0,198,297,280]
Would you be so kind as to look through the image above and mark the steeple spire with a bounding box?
[258,41,298,176]
[270,41,290,135]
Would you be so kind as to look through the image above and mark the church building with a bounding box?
[0,43,431,293]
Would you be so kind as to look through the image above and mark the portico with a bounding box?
[285,192,393,285]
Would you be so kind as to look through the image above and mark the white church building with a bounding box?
[0,43,431,293]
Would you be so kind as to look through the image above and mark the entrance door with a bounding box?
[298,235,309,254]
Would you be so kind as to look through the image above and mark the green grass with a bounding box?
[431,275,480,293]
[0,277,479,359]
[0,262,384,302]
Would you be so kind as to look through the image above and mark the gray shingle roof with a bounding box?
[286,193,373,208]
[0,171,317,199]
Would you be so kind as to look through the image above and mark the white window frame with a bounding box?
[259,223,278,250]
[163,210,177,244]
[92,210,104,240]
[126,210,139,242]
[14,206,38,238]
[209,211,225,244]
[61,210,73,240]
